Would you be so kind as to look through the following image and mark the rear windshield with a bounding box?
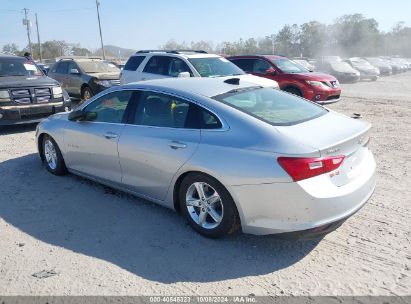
[0,58,43,77]
[188,57,245,77]
[77,60,120,73]
[213,87,327,126]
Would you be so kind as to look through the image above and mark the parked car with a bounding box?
[48,58,121,101]
[292,58,316,71]
[36,77,376,238]
[37,63,50,75]
[344,57,380,81]
[120,50,279,88]
[228,55,341,103]
[378,57,402,74]
[363,57,393,76]
[389,57,409,72]
[0,54,70,125]
[315,56,360,83]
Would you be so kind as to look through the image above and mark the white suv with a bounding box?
[120,50,279,88]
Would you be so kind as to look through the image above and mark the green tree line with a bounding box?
[2,14,410,60]
[160,14,411,58]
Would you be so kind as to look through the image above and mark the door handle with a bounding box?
[169,141,187,149]
[103,132,118,139]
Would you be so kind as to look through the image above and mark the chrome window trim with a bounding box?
[78,87,230,131]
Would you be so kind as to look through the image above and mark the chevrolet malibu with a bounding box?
[36,77,376,238]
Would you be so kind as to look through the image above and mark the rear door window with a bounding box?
[124,56,146,71]
[132,91,192,128]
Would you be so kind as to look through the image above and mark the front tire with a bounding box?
[283,87,303,97]
[42,135,68,176]
[81,86,93,101]
[179,173,240,238]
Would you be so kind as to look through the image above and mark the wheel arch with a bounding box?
[172,170,244,229]
[37,132,47,161]
[81,83,93,95]
[282,84,303,96]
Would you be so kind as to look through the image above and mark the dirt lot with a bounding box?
[0,74,410,296]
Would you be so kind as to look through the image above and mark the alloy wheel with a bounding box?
[185,182,224,229]
[44,139,57,170]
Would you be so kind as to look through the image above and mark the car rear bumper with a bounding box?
[0,101,66,125]
[231,150,376,236]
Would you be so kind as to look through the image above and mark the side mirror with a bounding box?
[70,68,80,75]
[265,68,277,75]
[42,69,48,75]
[68,109,85,121]
[177,71,191,78]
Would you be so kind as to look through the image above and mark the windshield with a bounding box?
[0,58,43,77]
[272,59,308,73]
[188,57,245,77]
[77,61,120,73]
[213,87,327,126]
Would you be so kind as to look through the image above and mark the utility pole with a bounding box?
[35,13,42,62]
[95,0,106,60]
[265,35,275,54]
[23,8,33,57]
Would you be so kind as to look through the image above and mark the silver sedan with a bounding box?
[36,77,376,238]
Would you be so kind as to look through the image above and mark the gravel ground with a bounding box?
[0,73,410,296]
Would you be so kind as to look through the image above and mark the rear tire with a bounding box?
[179,173,240,238]
[283,87,303,97]
[42,135,68,176]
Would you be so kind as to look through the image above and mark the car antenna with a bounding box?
[224,78,240,85]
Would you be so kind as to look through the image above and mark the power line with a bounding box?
[0,7,94,13]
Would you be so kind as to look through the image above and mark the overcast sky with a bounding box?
[0,0,410,51]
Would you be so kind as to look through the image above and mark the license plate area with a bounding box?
[330,148,366,186]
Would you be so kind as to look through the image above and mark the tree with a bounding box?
[2,43,23,56]
[190,40,214,53]
[300,21,328,57]
[160,39,189,50]
[330,14,379,56]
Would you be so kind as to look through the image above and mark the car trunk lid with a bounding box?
[276,111,371,186]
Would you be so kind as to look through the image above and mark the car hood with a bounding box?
[290,72,337,81]
[328,62,358,73]
[88,72,120,80]
[0,75,59,89]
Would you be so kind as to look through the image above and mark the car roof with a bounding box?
[0,54,27,60]
[124,77,263,98]
[132,51,220,59]
[228,55,287,60]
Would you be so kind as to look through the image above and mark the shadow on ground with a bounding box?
[0,153,320,283]
[0,123,38,135]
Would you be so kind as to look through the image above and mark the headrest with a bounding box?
[144,97,170,116]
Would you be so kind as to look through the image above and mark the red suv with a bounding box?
[227,55,341,103]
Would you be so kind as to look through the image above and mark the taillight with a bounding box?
[277,156,345,182]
